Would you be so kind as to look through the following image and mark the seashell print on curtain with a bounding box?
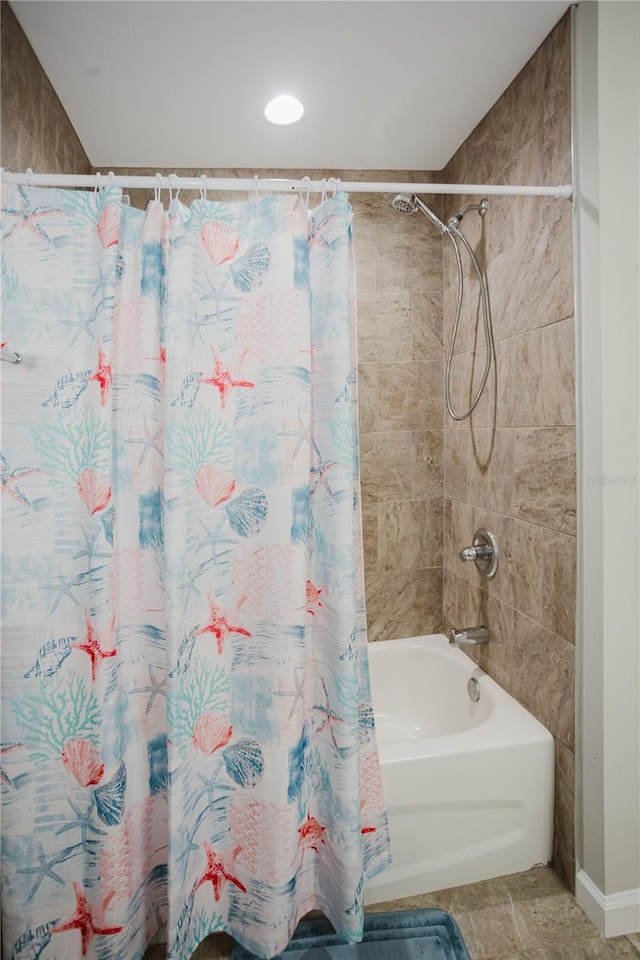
[0,184,391,960]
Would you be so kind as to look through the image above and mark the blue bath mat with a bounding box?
[231,909,472,959]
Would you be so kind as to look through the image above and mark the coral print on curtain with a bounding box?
[0,183,391,960]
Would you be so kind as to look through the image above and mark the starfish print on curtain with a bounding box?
[1,182,391,960]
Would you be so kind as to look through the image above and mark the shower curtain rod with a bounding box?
[0,170,573,199]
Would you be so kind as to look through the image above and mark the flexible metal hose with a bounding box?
[444,225,493,421]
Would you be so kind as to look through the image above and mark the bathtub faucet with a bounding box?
[448,625,490,647]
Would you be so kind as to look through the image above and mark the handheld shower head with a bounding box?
[391,194,448,235]
[391,194,418,216]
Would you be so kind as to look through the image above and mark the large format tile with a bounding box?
[361,501,378,569]
[488,213,574,342]
[515,895,606,951]
[512,426,576,535]
[444,428,470,502]
[507,47,545,158]
[378,361,443,431]
[443,274,487,358]
[360,432,413,503]
[446,349,498,429]
[443,566,481,633]
[496,513,576,644]
[470,870,597,956]
[349,169,432,223]
[410,567,444,636]
[443,570,515,691]
[554,738,576,893]
[445,501,576,645]
[485,136,543,264]
[540,12,572,123]
[499,938,638,959]
[466,427,515,516]
[411,291,443,362]
[376,499,443,570]
[365,567,414,641]
[443,496,476,574]
[494,330,544,427]
[358,362,378,434]
[541,317,576,427]
[411,430,444,501]
[446,352,474,422]
[358,292,412,362]
[353,221,377,292]
[481,593,516,691]
[468,346,498,430]
[538,525,576,643]
[377,222,442,293]
[539,100,573,229]
[512,610,575,749]
[553,839,576,899]
[444,142,468,190]
[465,89,513,186]
[367,867,611,960]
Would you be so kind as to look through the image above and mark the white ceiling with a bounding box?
[11,1,571,171]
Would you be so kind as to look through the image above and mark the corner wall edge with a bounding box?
[576,868,640,938]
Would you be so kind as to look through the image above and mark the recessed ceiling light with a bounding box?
[264,95,304,126]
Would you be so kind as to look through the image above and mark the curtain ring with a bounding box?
[25,167,34,187]
[199,173,208,201]
[170,174,180,202]
[94,171,101,193]
[253,174,260,205]
[321,178,327,202]
[107,170,115,190]
[301,175,311,209]
[154,172,163,207]
[168,174,174,204]
[332,178,342,197]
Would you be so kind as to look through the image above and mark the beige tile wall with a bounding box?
[0,1,91,174]
[440,12,576,890]
[353,179,445,641]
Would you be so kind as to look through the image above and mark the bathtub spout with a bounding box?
[448,626,489,647]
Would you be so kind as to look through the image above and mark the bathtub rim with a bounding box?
[368,632,554,762]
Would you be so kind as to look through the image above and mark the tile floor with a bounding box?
[143,867,640,959]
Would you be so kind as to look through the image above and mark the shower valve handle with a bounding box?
[457,528,499,579]
[459,544,492,562]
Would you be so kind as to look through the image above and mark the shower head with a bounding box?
[391,193,449,235]
[391,194,418,216]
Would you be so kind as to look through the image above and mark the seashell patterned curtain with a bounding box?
[0,184,391,960]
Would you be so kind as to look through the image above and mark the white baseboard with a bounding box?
[576,868,640,937]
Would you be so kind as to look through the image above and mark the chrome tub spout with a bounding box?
[448,626,489,648]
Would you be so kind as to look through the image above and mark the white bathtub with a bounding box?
[364,634,554,904]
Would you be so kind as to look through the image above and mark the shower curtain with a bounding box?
[0,184,391,960]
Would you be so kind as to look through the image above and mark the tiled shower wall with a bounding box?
[441,12,576,889]
[354,186,445,640]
